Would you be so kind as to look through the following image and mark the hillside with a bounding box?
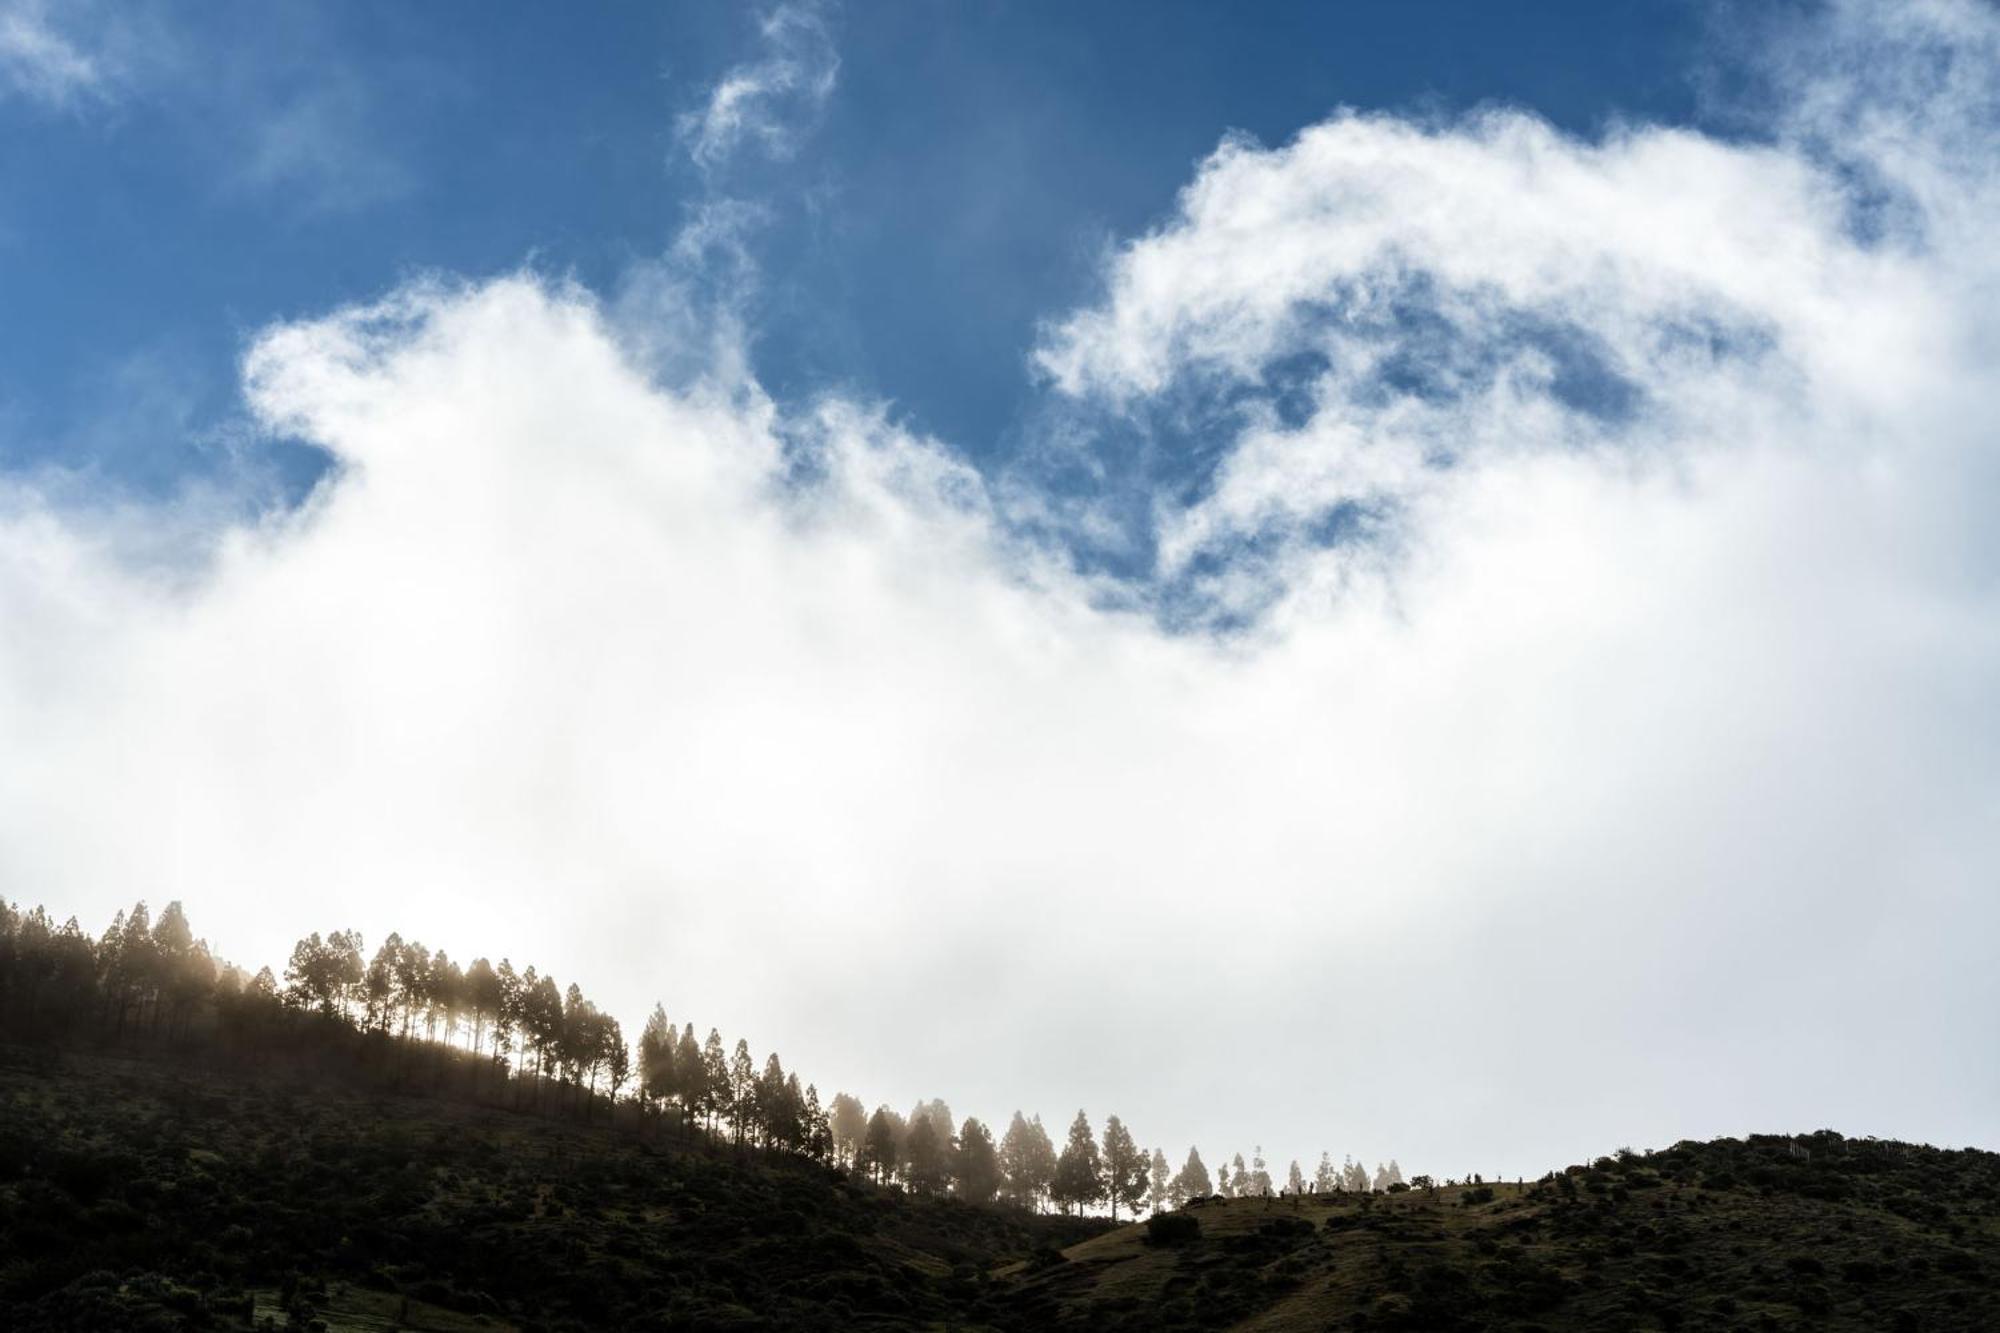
[0,1047,1107,1330]
[1013,1138,2000,1331]
[2,1047,1996,1331]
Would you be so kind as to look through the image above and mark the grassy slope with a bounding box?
[0,1048,1106,1331]
[3,1047,1996,1331]
[1015,1144,2000,1331]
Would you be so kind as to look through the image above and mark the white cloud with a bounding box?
[2,0,1997,1178]
[677,1,839,170]
[0,0,109,106]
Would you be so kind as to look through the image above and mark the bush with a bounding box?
[1146,1213,1202,1247]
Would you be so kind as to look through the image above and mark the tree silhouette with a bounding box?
[1101,1115,1148,1222]
[1250,1146,1273,1197]
[830,1092,868,1168]
[1173,1146,1212,1204]
[674,1023,703,1130]
[1000,1112,1057,1212]
[1147,1147,1171,1215]
[639,1003,675,1123]
[728,1038,756,1143]
[903,1115,949,1196]
[6,893,1356,1234]
[860,1106,899,1185]
[954,1116,1001,1205]
[1052,1110,1106,1215]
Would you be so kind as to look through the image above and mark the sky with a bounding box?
[1,0,1996,1181]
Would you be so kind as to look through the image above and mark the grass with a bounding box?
[2,1046,1995,1330]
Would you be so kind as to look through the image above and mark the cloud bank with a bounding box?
[1,0,1996,1175]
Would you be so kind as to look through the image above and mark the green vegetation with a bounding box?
[1011,1137,2000,1330]
[4,896,1996,1328]
[0,1048,1106,1330]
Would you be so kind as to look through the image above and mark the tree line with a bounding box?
[0,897,1405,1218]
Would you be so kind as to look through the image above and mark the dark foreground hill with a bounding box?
[2,1048,1996,1332]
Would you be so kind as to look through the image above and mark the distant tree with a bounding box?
[1227,1153,1249,1198]
[674,1024,703,1129]
[758,1055,800,1148]
[393,940,431,1039]
[1000,1112,1057,1211]
[953,1117,1001,1204]
[639,1004,675,1121]
[860,1106,900,1184]
[903,1115,949,1195]
[464,957,499,1057]
[601,1016,630,1109]
[803,1083,833,1161]
[830,1092,869,1168]
[728,1038,757,1142]
[700,1029,728,1131]
[491,959,522,1073]
[431,952,465,1048]
[1385,1159,1405,1188]
[152,900,209,1037]
[1051,1110,1106,1215]
[1148,1148,1171,1215]
[1250,1146,1273,1197]
[910,1098,955,1150]
[1287,1160,1306,1195]
[1372,1162,1391,1192]
[284,930,360,1021]
[1313,1151,1338,1193]
[1173,1146,1212,1204]
[1101,1116,1149,1222]
[1342,1156,1371,1193]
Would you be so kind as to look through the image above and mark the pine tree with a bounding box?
[464,957,499,1058]
[1287,1159,1306,1195]
[1052,1110,1106,1215]
[861,1106,899,1184]
[1173,1146,1212,1204]
[953,1116,1001,1204]
[903,1115,948,1196]
[999,1111,1056,1211]
[639,1004,674,1120]
[674,1024,702,1129]
[728,1039,756,1142]
[701,1029,728,1131]
[829,1092,868,1168]
[1148,1147,1171,1214]
[1313,1151,1338,1193]
[1100,1115,1148,1222]
[1250,1146,1273,1197]
[802,1083,833,1161]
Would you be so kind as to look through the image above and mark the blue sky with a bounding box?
[3,1,1996,1175]
[5,1,1702,500]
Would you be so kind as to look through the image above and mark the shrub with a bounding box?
[1146,1212,1202,1246]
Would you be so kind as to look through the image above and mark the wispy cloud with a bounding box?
[0,0,111,107]
[230,68,415,215]
[677,1,839,171]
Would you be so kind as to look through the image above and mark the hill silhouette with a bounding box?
[4,1049,1996,1330]
[2,897,1996,1329]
